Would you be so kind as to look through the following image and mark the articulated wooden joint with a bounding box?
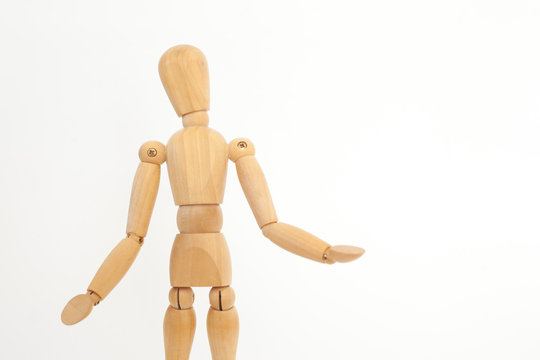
[138,141,166,165]
[126,233,144,245]
[86,290,102,306]
[182,110,209,127]
[169,287,195,310]
[228,138,255,162]
[324,245,365,263]
[260,221,278,233]
[322,248,335,264]
[209,286,235,311]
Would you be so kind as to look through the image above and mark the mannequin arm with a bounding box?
[229,138,365,264]
[61,141,166,325]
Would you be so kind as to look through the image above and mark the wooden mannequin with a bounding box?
[61,45,365,360]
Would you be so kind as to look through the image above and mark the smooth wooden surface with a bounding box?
[164,306,196,360]
[207,307,239,360]
[159,45,210,117]
[169,233,232,287]
[61,292,100,325]
[182,110,209,127]
[62,45,366,359]
[209,286,235,311]
[177,205,223,233]
[326,245,365,263]
[228,137,255,162]
[126,161,161,238]
[138,140,167,165]
[169,287,195,310]
[262,222,330,263]
[233,153,278,228]
[167,127,228,205]
[87,234,142,299]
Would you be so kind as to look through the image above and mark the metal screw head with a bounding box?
[237,141,248,149]
[147,148,157,157]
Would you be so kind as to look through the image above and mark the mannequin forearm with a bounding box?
[261,222,331,263]
[88,234,142,299]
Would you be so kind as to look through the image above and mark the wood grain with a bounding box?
[182,110,209,127]
[87,234,142,299]
[159,45,210,117]
[233,153,277,228]
[326,245,365,263]
[168,287,195,310]
[61,292,99,325]
[167,127,228,206]
[138,140,167,165]
[207,307,239,360]
[209,286,235,311]
[126,161,161,238]
[169,233,232,287]
[164,306,196,360]
[177,204,223,233]
[262,222,330,263]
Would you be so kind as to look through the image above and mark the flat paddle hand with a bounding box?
[325,245,365,264]
[61,292,100,325]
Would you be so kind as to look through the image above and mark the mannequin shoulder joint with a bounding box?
[138,141,166,164]
[228,138,255,162]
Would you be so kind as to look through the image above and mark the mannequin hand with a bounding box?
[325,245,365,264]
[61,291,100,325]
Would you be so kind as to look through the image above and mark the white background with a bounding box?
[1,0,539,359]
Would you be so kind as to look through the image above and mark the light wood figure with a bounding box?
[61,45,365,359]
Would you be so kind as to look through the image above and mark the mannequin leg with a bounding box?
[164,287,196,360]
[207,286,239,360]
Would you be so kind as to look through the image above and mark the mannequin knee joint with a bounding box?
[209,286,235,311]
[169,287,194,310]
